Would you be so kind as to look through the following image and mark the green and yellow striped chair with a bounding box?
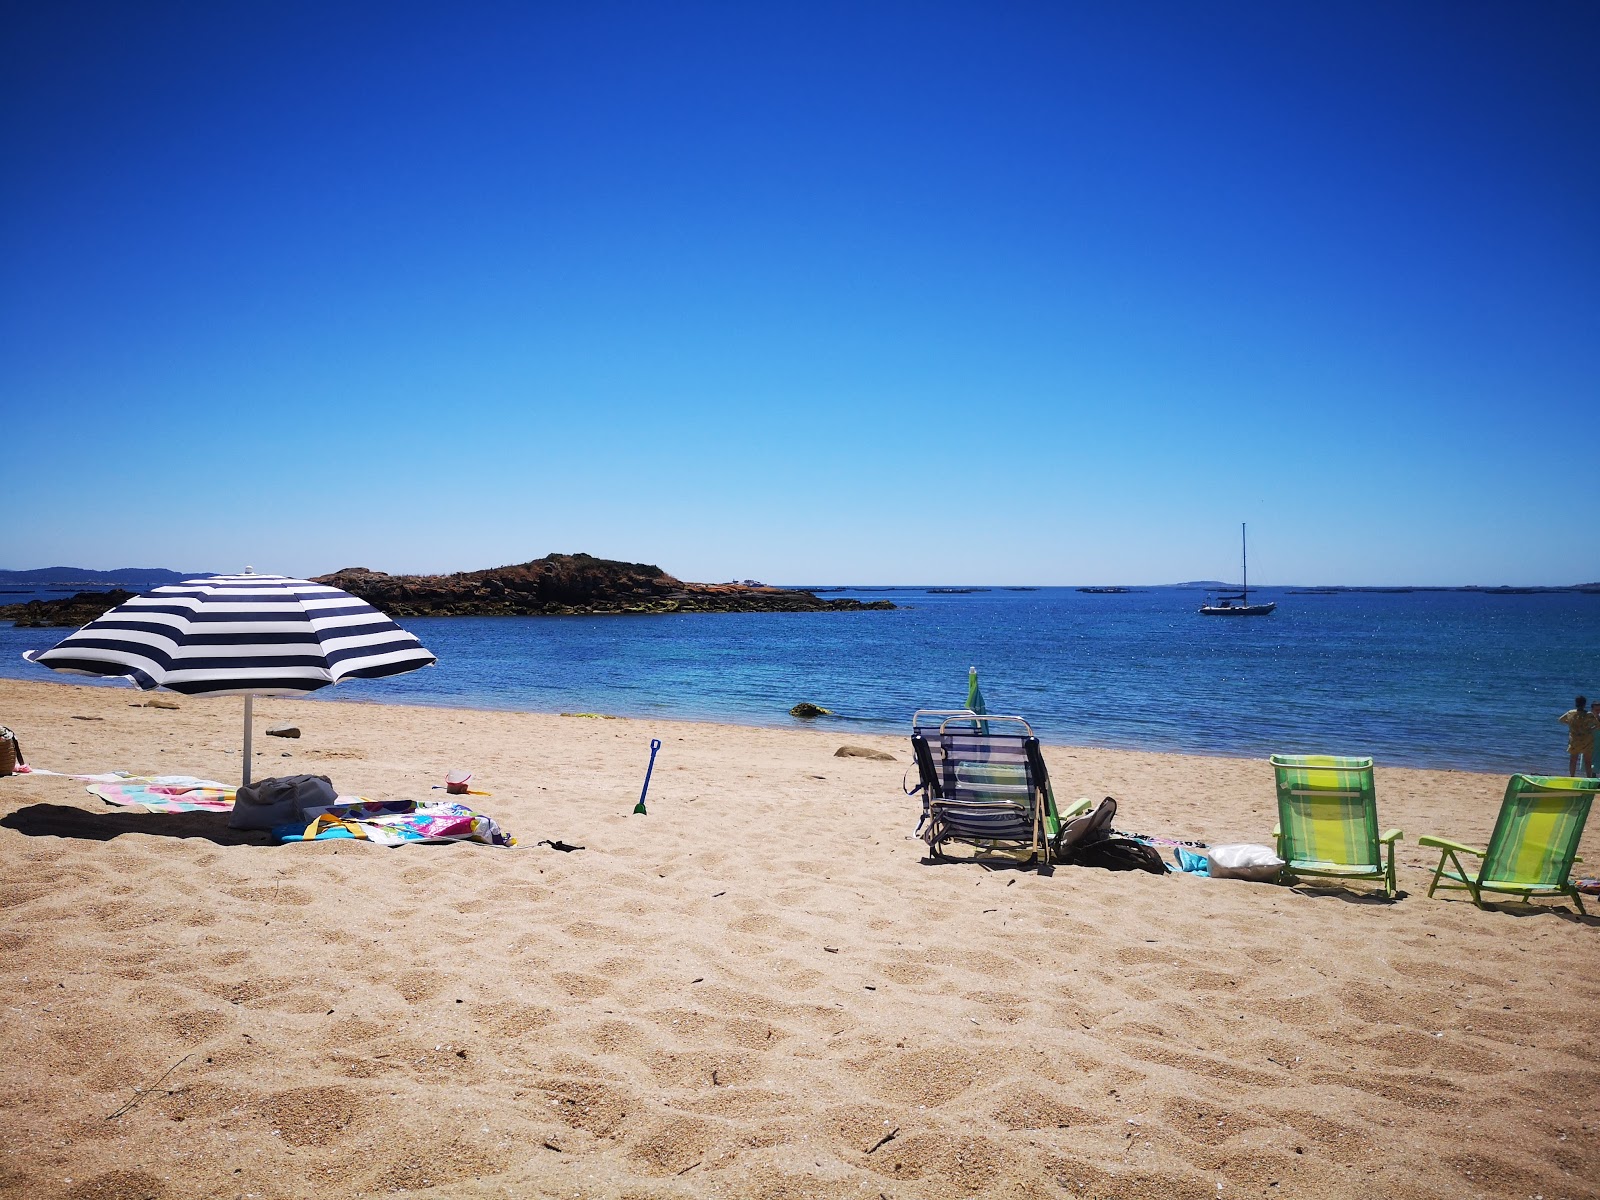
[1419,775,1596,914]
[1270,755,1402,898]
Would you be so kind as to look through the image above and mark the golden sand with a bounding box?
[1,678,1596,1199]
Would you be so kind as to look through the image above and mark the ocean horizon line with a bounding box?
[4,567,1599,595]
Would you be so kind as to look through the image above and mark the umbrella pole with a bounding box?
[242,695,254,786]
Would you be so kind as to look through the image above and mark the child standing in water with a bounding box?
[1559,696,1597,777]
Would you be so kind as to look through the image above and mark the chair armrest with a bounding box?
[1059,796,1093,819]
[1380,828,1403,844]
[1417,835,1483,856]
[1272,823,1281,838]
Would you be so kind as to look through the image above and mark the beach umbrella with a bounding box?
[967,665,990,735]
[966,665,987,716]
[23,571,436,784]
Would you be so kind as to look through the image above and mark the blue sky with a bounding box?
[3,1,1595,585]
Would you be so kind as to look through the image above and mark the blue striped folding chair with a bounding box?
[910,711,1083,872]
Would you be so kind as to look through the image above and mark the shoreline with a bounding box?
[0,674,1528,778]
[1,677,1596,1199]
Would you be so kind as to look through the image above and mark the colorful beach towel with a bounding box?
[87,775,237,813]
[12,766,156,783]
[275,799,515,848]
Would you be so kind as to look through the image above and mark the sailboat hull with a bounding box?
[1199,602,1277,616]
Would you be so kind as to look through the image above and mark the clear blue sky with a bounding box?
[3,1,1595,585]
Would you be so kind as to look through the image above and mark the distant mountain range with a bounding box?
[0,567,206,588]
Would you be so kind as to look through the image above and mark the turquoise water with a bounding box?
[3,587,1597,774]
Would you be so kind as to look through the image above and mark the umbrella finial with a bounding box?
[243,565,255,575]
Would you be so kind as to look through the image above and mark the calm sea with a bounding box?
[2,586,1598,775]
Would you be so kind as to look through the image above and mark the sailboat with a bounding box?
[1199,523,1276,616]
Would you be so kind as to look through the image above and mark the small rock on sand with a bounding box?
[834,745,894,760]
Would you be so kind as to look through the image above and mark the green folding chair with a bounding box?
[1419,775,1597,914]
[1270,754,1402,898]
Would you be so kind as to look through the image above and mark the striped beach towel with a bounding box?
[87,775,237,813]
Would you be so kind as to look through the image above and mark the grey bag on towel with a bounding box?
[228,773,337,830]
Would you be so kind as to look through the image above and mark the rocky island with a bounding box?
[0,555,896,625]
[3,589,139,628]
[314,554,896,616]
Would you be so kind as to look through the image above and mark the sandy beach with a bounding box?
[0,676,1596,1200]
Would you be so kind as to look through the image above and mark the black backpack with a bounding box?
[1055,795,1118,858]
[1056,796,1169,875]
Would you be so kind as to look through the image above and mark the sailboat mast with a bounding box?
[1241,522,1248,601]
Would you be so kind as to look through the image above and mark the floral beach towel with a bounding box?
[274,799,515,847]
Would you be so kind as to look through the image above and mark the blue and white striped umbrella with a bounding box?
[24,572,436,783]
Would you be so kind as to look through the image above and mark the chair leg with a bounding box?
[1430,850,1479,903]
[1426,852,1445,899]
[1466,871,1484,908]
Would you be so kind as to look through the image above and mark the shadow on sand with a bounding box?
[1290,880,1597,924]
[1287,883,1406,905]
[1,803,270,847]
[1446,896,1599,926]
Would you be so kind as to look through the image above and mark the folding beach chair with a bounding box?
[910,710,1086,871]
[1270,754,1402,898]
[1419,774,1597,914]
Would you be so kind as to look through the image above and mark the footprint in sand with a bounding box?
[623,1113,718,1176]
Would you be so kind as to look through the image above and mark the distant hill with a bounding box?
[0,567,204,588]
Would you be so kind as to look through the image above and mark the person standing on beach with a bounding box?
[1559,696,1597,776]
[1592,699,1600,775]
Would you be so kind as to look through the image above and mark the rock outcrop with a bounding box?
[1,590,137,628]
[313,554,895,617]
[834,745,895,760]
